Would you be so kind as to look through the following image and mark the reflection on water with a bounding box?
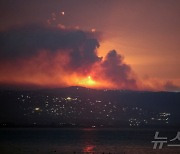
[1,128,180,154]
[83,145,95,153]
[82,128,96,153]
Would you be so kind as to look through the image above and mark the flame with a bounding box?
[75,75,96,87]
[0,50,136,90]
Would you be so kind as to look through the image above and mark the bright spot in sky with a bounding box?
[91,28,96,32]
[61,11,65,15]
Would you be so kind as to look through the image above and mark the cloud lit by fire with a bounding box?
[0,25,138,90]
[0,24,179,91]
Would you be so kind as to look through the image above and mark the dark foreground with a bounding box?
[1,128,180,154]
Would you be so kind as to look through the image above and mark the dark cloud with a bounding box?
[0,25,137,89]
[100,50,137,89]
[0,25,101,69]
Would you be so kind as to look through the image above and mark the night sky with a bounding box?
[0,0,180,91]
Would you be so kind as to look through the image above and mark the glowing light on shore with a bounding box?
[35,107,40,111]
[66,97,72,100]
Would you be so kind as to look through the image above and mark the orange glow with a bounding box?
[0,50,136,90]
[77,76,96,86]
[0,49,178,91]
[0,51,112,89]
[65,73,113,89]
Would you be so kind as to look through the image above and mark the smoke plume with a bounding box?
[0,25,137,89]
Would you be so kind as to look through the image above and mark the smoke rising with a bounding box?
[99,50,137,89]
[0,25,137,89]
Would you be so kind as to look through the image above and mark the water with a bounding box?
[0,128,180,154]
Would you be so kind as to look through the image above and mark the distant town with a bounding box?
[0,87,180,128]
